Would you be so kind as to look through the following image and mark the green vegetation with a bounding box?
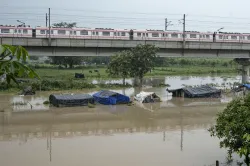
[0,44,39,85]
[43,101,50,105]
[107,50,131,86]
[209,94,250,166]
[107,44,159,87]
[129,44,159,87]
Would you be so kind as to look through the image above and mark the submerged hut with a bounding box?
[93,90,130,105]
[49,94,95,107]
[167,85,221,98]
[134,91,161,103]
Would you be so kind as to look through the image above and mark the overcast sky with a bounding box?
[1,0,250,32]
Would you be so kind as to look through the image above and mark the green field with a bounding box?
[36,66,237,80]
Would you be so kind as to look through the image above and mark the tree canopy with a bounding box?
[0,44,39,84]
[209,94,250,165]
[49,56,83,69]
[52,22,77,28]
[129,44,159,86]
[107,50,131,85]
[107,44,159,87]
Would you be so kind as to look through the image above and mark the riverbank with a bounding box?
[35,66,238,79]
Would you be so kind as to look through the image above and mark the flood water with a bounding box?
[0,75,243,166]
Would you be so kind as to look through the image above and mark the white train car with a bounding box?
[215,33,250,43]
[0,25,32,38]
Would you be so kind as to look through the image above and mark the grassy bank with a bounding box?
[35,65,238,80]
[0,62,238,92]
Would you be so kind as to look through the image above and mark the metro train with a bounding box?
[1,25,250,42]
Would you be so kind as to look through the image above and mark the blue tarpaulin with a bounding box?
[243,84,250,89]
[93,90,130,105]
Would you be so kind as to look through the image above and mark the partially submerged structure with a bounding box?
[134,91,161,103]
[167,85,221,98]
[49,94,94,107]
[93,90,130,105]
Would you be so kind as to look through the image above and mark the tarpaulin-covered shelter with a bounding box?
[134,91,161,103]
[167,85,221,98]
[49,94,94,107]
[93,90,130,105]
[242,84,250,89]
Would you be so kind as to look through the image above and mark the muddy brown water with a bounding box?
[0,75,243,166]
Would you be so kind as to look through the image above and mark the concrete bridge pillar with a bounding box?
[242,65,249,83]
[235,58,250,84]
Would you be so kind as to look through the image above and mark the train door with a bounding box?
[32,29,36,38]
[129,29,134,40]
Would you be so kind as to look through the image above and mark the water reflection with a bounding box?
[92,75,241,89]
[0,103,231,166]
[12,96,49,111]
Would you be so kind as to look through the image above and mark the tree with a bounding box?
[49,56,83,68]
[0,44,39,85]
[129,44,159,87]
[52,22,77,28]
[209,94,250,166]
[211,61,216,68]
[107,50,131,86]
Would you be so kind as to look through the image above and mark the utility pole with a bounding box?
[48,8,51,46]
[165,18,172,31]
[183,14,186,44]
[46,13,48,38]
[46,13,48,27]
[165,18,168,31]
[182,14,186,56]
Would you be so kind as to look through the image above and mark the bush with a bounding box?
[30,79,96,91]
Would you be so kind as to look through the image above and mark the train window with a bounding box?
[219,35,223,39]
[121,32,126,36]
[190,34,197,38]
[70,31,73,35]
[247,36,250,40]
[15,29,17,33]
[224,36,229,39]
[206,35,210,39]
[58,30,66,35]
[46,30,54,34]
[171,34,178,38]
[146,33,148,37]
[1,29,10,33]
[73,31,76,35]
[96,32,99,35]
[152,33,159,37]
[143,33,145,37]
[18,29,21,33]
[114,32,116,36]
[92,31,95,35]
[137,33,141,37]
[23,29,28,34]
[240,36,245,40]
[40,30,45,34]
[80,30,88,35]
[103,31,110,36]
[231,36,237,40]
